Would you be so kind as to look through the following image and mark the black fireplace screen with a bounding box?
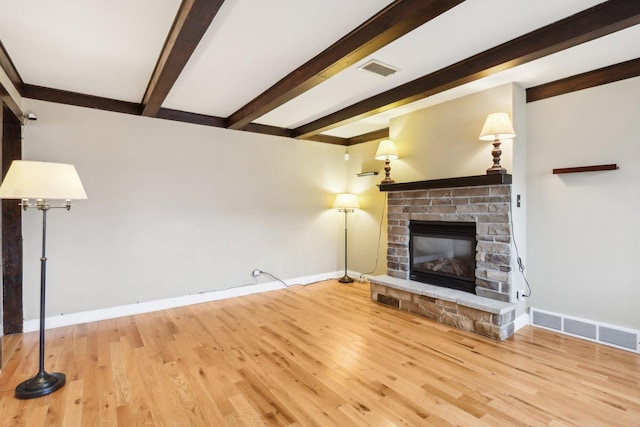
[409,221,476,293]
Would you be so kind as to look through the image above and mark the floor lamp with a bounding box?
[334,193,359,283]
[0,160,87,399]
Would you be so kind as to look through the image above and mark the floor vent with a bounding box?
[531,308,639,353]
[358,60,399,78]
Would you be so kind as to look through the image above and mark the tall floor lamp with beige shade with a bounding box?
[334,193,359,283]
[0,160,87,399]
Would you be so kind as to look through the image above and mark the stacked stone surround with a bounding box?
[370,178,517,340]
[386,184,513,301]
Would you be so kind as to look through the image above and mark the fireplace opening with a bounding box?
[409,221,476,293]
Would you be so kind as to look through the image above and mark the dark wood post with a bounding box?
[2,104,23,335]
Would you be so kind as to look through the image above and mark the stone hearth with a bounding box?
[369,276,515,340]
[371,175,517,340]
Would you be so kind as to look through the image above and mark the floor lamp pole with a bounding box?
[15,205,66,399]
[338,208,354,283]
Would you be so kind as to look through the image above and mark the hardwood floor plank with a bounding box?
[1,280,640,425]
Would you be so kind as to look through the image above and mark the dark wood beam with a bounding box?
[346,128,389,146]
[527,57,640,102]
[293,0,640,139]
[0,83,23,121]
[23,84,142,115]
[156,108,227,128]
[141,0,226,117]
[0,40,23,93]
[2,105,23,335]
[227,0,465,130]
[303,134,346,145]
[240,123,294,139]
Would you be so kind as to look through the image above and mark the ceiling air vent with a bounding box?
[358,60,399,78]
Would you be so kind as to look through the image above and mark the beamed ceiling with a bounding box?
[1,0,640,145]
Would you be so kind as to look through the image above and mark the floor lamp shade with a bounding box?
[333,193,360,211]
[0,160,88,200]
[0,160,87,399]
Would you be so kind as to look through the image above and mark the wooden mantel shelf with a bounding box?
[552,164,618,174]
[379,174,512,192]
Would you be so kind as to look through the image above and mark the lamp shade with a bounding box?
[479,113,515,141]
[0,160,88,200]
[333,193,359,210]
[374,139,398,161]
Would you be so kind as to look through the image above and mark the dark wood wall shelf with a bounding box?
[552,164,618,174]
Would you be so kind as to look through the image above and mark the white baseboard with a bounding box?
[23,271,342,333]
[513,312,529,332]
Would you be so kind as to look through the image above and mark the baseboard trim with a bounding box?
[24,271,342,333]
[530,307,639,354]
[513,312,529,332]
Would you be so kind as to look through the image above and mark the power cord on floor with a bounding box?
[252,270,322,288]
[509,197,532,298]
[363,192,387,276]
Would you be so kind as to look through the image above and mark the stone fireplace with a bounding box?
[369,175,518,340]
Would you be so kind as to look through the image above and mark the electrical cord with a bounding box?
[255,270,288,287]
[364,192,387,276]
[509,196,532,298]
[253,270,322,288]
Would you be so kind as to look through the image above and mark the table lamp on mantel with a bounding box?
[0,160,87,399]
[375,139,399,184]
[479,112,515,174]
[334,193,359,283]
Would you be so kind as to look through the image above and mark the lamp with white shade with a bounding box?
[0,160,87,399]
[374,139,398,184]
[333,193,359,283]
[479,112,515,174]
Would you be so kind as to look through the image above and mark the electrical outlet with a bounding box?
[252,269,261,277]
[516,290,522,301]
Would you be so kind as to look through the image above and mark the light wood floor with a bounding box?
[1,280,639,426]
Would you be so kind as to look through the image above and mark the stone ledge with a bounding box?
[369,275,515,314]
[369,275,517,340]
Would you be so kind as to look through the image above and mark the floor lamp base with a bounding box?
[338,274,354,283]
[15,371,66,399]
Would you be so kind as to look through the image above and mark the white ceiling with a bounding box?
[1,0,638,140]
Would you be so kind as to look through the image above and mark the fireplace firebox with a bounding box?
[409,221,476,293]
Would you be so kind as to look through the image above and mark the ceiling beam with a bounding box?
[346,128,389,146]
[0,84,23,121]
[226,0,465,130]
[0,40,24,120]
[23,84,142,115]
[303,134,346,145]
[156,108,227,128]
[0,40,23,93]
[141,0,225,117]
[240,123,294,139]
[526,57,640,102]
[292,0,640,139]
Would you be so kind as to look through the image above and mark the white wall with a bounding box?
[343,141,389,277]
[527,76,640,330]
[390,84,516,182]
[20,99,348,319]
